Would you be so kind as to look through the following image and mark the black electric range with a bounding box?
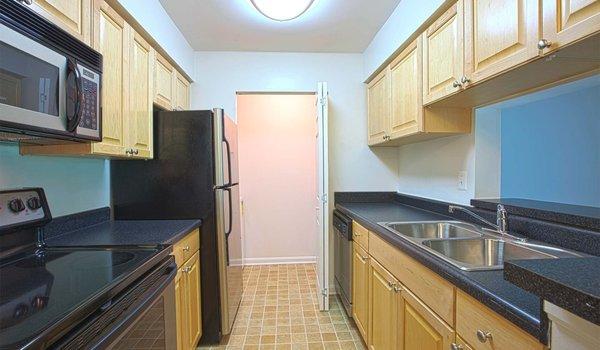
[0,189,176,349]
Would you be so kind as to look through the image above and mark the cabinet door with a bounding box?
[542,0,600,53]
[367,259,400,350]
[401,288,454,350]
[27,0,91,45]
[185,252,202,349]
[422,1,464,104]
[154,53,175,110]
[367,68,390,145]
[175,72,190,111]
[175,268,188,350]
[464,0,540,84]
[91,1,127,156]
[389,38,423,139]
[352,244,370,341]
[127,29,153,159]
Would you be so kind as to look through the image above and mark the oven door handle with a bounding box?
[89,261,177,349]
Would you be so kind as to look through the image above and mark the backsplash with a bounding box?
[0,144,109,216]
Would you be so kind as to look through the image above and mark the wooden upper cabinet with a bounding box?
[92,1,128,156]
[175,72,191,111]
[401,288,455,350]
[542,0,600,53]
[154,52,176,110]
[352,244,370,342]
[389,38,423,139]
[367,68,390,145]
[464,0,540,85]
[422,1,464,104]
[27,0,92,45]
[368,259,401,350]
[127,29,153,158]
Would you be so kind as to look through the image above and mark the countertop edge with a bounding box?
[504,261,600,326]
[335,202,545,341]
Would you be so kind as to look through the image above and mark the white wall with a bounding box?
[117,0,195,77]
[363,0,445,80]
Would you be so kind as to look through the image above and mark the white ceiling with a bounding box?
[159,0,402,53]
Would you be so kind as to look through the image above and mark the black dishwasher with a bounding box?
[333,210,353,317]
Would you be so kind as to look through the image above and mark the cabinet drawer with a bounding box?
[173,228,200,266]
[352,221,369,250]
[456,290,544,350]
[368,231,455,325]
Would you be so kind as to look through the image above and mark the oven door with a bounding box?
[53,257,177,350]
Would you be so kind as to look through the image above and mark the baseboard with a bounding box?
[244,256,317,265]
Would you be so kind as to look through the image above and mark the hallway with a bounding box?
[202,264,366,349]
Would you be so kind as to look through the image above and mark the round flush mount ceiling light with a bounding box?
[250,0,316,21]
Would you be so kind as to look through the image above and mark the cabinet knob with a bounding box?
[183,246,190,252]
[134,148,139,155]
[460,76,471,85]
[537,39,552,50]
[393,284,402,293]
[450,343,464,350]
[452,80,462,88]
[125,148,131,155]
[18,0,33,5]
[476,330,493,343]
[361,255,369,260]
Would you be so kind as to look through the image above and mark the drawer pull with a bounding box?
[476,330,493,343]
[183,246,190,252]
[450,344,464,350]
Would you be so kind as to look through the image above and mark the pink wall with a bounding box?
[237,94,317,264]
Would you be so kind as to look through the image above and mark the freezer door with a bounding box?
[215,184,243,334]
[214,108,239,188]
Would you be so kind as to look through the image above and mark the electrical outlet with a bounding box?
[457,171,467,191]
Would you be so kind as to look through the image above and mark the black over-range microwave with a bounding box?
[0,0,102,143]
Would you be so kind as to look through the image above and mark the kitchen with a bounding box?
[0,0,599,349]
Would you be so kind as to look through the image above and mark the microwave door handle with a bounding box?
[66,59,83,132]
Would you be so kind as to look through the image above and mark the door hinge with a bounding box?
[321,288,328,296]
[322,193,328,204]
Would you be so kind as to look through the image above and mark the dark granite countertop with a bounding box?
[505,258,600,325]
[46,219,202,246]
[471,198,600,232]
[335,201,546,342]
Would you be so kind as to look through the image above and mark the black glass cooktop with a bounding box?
[0,247,161,349]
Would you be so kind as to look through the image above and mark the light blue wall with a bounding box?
[500,86,600,207]
[0,144,110,216]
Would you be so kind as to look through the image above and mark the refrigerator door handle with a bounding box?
[223,138,233,187]
[224,187,233,238]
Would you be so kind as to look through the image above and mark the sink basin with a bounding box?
[381,221,483,240]
[422,238,555,270]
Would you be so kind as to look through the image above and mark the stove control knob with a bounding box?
[14,303,29,319]
[8,199,26,213]
[27,197,42,210]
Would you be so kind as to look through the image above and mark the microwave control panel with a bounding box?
[80,78,98,130]
[76,65,101,139]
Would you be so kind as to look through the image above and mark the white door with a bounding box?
[316,82,329,311]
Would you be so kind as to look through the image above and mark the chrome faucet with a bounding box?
[448,204,523,241]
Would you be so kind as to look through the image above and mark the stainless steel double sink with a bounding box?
[378,221,583,271]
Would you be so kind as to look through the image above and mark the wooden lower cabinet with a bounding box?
[174,231,202,350]
[352,225,545,350]
[352,244,370,341]
[367,259,401,350]
[401,288,454,350]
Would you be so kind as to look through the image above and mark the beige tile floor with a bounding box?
[199,264,366,350]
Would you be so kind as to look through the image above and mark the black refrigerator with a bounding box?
[111,108,243,345]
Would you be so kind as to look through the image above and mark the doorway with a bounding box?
[236,92,318,266]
